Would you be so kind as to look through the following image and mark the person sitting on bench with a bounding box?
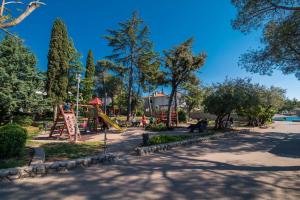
[188,118,208,133]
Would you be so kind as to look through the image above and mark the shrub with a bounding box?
[178,110,187,122]
[145,123,169,132]
[14,115,33,126]
[147,135,190,146]
[0,124,27,159]
[136,110,144,116]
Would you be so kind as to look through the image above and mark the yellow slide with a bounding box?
[98,112,124,132]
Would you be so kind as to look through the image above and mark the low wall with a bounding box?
[0,153,115,181]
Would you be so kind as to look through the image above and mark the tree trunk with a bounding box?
[53,105,58,122]
[167,87,176,128]
[111,95,115,115]
[174,90,179,126]
[214,115,220,129]
[148,91,152,116]
[127,64,133,121]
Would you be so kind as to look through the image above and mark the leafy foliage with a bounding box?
[203,78,285,128]
[279,98,300,112]
[146,135,191,146]
[0,35,49,123]
[145,123,169,132]
[46,19,70,105]
[82,50,95,102]
[181,76,203,118]
[67,38,82,99]
[232,0,300,79]
[178,110,187,122]
[14,115,34,126]
[103,12,160,120]
[0,124,27,159]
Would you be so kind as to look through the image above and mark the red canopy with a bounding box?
[89,97,103,105]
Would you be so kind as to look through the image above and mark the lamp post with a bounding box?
[75,73,81,142]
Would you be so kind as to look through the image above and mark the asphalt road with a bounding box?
[1,121,300,200]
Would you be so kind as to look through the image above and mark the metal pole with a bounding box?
[104,128,107,155]
[104,92,107,115]
[75,73,81,142]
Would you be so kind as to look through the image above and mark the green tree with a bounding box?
[96,73,123,113]
[46,19,69,120]
[232,0,300,79]
[181,76,203,120]
[67,38,82,100]
[82,50,95,102]
[0,35,49,123]
[163,38,206,127]
[280,98,300,112]
[203,78,285,128]
[103,11,155,120]
[203,79,241,129]
[237,84,285,126]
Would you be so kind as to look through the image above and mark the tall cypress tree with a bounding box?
[67,38,82,100]
[82,50,95,102]
[46,19,69,119]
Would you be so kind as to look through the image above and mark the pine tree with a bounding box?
[67,38,82,100]
[232,0,300,79]
[103,12,155,120]
[164,38,206,127]
[82,50,95,102]
[46,19,69,119]
[0,35,49,123]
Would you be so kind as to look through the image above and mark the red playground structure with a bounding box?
[49,97,124,141]
[154,110,178,126]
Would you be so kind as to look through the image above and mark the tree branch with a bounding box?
[0,1,44,28]
[269,1,300,11]
[0,0,5,16]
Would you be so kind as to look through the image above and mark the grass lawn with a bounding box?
[146,135,192,146]
[33,141,103,162]
[24,126,41,139]
[0,147,33,169]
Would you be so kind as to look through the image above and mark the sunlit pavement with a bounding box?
[0,121,300,200]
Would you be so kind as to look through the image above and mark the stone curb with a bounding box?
[0,153,116,181]
[135,130,248,156]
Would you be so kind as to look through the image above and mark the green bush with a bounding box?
[0,124,27,159]
[14,115,33,126]
[145,123,169,131]
[147,135,191,146]
[178,110,187,122]
[136,110,144,116]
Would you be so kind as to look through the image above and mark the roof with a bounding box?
[143,92,167,99]
[89,97,103,105]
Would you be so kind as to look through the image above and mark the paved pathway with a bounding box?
[1,121,300,200]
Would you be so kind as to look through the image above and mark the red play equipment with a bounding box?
[49,105,81,140]
[49,97,124,141]
[155,110,178,126]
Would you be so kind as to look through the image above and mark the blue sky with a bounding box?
[8,0,300,99]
